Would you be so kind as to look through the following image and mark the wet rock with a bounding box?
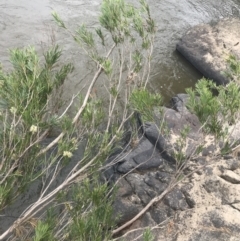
[177,18,240,85]
[171,93,190,114]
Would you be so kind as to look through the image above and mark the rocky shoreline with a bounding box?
[105,18,240,240]
[104,93,240,241]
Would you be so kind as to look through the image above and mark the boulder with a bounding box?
[103,92,240,240]
[177,18,240,85]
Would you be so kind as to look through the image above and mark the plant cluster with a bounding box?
[0,0,159,240]
[186,70,240,144]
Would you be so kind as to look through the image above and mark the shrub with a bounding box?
[0,0,158,240]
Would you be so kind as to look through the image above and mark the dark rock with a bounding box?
[117,158,138,174]
[133,148,164,170]
[116,178,133,198]
[163,188,189,211]
[177,18,240,85]
[144,172,168,194]
[143,122,175,163]
[113,199,141,225]
[228,160,240,171]
[155,171,172,183]
[171,93,190,114]
[182,190,196,208]
[202,143,217,156]
[149,207,168,224]
[125,173,156,205]
[203,166,214,175]
[160,106,202,140]
[194,156,207,165]
[117,137,162,173]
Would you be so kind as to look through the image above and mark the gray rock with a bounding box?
[143,122,176,163]
[220,170,240,184]
[202,143,217,156]
[163,188,189,211]
[133,148,164,170]
[125,173,156,205]
[144,172,169,193]
[149,208,169,224]
[171,93,190,114]
[177,18,240,85]
[117,137,163,173]
[163,106,201,137]
[117,158,138,174]
[113,198,141,225]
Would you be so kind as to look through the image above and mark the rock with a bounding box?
[171,93,190,113]
[103,90,240,240]
[116,137,164,174]
[125,173,157,205]
[220,170,240,184]
[112,152,240,240]
[143,122,176,163]
[163,188,189,211]
[202,143,217,156]
[177,18,240,85]
[133,149,164,170]
[163,106,201,138]
[113,198,141,225]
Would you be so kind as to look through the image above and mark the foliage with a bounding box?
[186,78,222,138]
[0,46,73,210]
[130,88,162,122]
[0,0,158,240]
[225,54,240,82]
[67,179,115,241]
[143,228,154,241]
[186,56,240,142]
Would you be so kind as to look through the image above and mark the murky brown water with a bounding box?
[0,0,240,103]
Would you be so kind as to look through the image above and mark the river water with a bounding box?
[0,0,240,103]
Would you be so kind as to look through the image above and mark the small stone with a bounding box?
[221,170,240,184]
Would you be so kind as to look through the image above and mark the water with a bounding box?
[0,0,240,104]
